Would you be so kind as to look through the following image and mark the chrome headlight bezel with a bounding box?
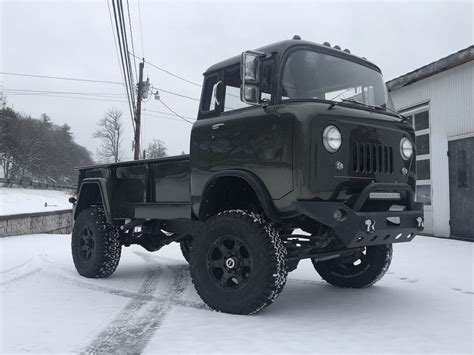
[322,125,342,153]
[400,137,414,160]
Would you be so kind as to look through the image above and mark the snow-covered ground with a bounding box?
[1,234,472,354]
[0,187,72,215]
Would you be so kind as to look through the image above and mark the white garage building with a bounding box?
[386,45,473,240]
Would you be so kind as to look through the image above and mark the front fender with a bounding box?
[199,169,281,222]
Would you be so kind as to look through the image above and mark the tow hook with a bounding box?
[416,216,424,231]
[364,219,376,233]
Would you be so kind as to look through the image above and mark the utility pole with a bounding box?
[134,60,144,160]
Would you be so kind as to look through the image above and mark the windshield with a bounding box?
[281,50,394,110]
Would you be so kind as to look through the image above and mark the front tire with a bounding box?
[180,237,192,263]
[71,207,122,278]
[190,210,288,315]
[312,244,392,288]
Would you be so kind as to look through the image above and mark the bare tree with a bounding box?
[93,108,123,163]
[145,139,167,159]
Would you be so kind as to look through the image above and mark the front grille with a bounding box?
[352,142,393,174]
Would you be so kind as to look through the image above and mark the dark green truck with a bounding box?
[71,37,424,315]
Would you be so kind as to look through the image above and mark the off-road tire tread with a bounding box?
[72,207,122,278]
[312,244,392,288]
[180,239,192,263]
[190,210,288,315]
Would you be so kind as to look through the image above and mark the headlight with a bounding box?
[400,137,413,160]
[322,125,342,153]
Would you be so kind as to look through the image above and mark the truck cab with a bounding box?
[191,37,422,244]
[71,37,424,315]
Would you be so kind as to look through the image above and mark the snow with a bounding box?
[0,187,72,215]
[1,234,473,354]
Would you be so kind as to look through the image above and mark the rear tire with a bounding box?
[71,207,122,278]
[312,244,392,288]
[190,210,288,315]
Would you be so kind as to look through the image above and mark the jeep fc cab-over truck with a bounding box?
[71,37,424,315]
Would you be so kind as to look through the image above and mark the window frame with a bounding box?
[220,58,277,116]
[275,46,400,118]
[221,65,254,115]
[198,72,222,120]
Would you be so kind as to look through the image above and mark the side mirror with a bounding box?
[240,50,264,105]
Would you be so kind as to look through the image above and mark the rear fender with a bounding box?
[75,178,113,224]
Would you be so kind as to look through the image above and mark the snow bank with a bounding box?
[1,234,472,353]
[0,187,72,215]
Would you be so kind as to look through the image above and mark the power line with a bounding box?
[116,0,136,107]
[142,112,193,124]
[143,108,195,120]
[129,52,239,99]
[130,52,201,87]
[5,92,127,103]
[152,85,200,102]
[3,88,125,97]
[0,71,202,102]
[137,0,145,58]
[125,0,139,80]
[110,0,136,127]
[0,71,123,85]
[157,97,193,124]
[106,0,124,88]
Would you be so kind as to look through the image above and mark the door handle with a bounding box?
[212,123,225,130]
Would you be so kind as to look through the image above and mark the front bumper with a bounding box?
[295,183,424,248]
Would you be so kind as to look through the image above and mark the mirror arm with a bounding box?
[214,80,223,106]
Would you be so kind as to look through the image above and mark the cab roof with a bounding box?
[204,38,381,75]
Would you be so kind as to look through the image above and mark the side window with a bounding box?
[201,75,219,112]
[222,59,274,113]
[223,67,252,112]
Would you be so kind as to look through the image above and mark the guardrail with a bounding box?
[0,209,73,237]
[0,178,76,192]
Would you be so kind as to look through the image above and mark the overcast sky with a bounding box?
[1,0,472,160]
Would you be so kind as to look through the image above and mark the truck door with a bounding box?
[209,65,293,200]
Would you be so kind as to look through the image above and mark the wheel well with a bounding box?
[75,183,103,219]
[199,177,263,220]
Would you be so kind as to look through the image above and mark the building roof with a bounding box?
[386,45,474,91]
[204,38,381,74]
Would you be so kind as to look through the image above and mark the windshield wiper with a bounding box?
[327,101,338,110]
[340,98,407,122]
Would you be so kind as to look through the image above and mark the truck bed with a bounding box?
[78,155,191,220]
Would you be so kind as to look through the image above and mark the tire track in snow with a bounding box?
[0,256,35,274]
[0,268,41,285]
[0,256,41,285]
[43,268,208,310]
[83,252,188,354]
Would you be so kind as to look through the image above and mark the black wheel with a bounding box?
[71,207,122,278]
[312,244,392,288]
[180,237,192,263]
[190,210,288,315]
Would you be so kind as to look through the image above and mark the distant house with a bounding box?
[386,46,474,240]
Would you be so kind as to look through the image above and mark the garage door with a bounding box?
[448,137,474,240]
